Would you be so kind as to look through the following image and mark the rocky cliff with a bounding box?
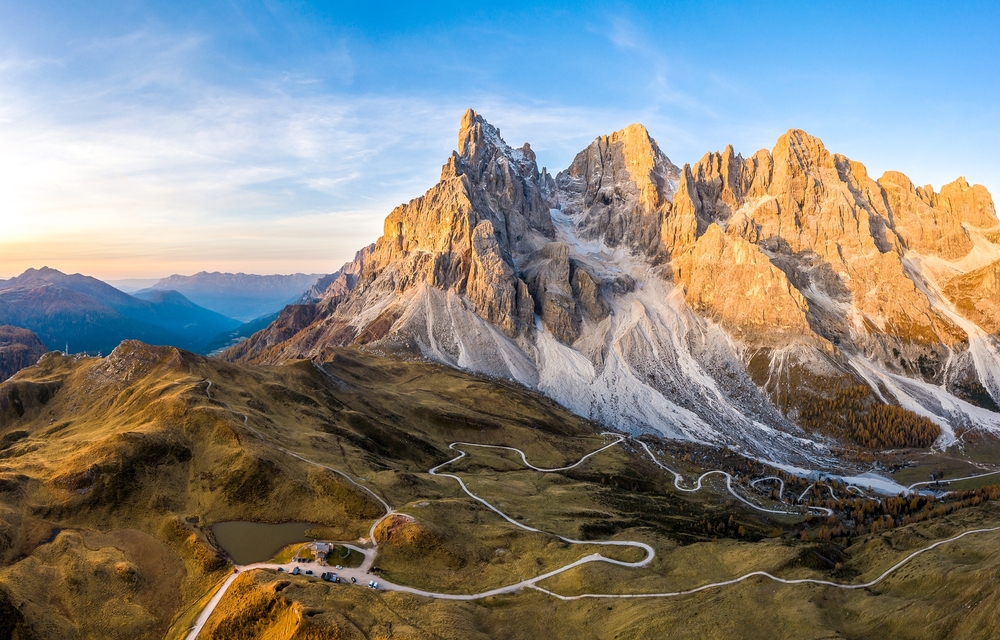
[0,326,47,381]
[228,112,1000,467]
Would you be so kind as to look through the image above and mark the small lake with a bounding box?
[212,521,317,565]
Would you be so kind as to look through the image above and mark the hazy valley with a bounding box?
[0,269,333,360]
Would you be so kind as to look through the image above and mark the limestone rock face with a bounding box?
[659,167,702,258]
[674,129,967,354]
[935,177,998,229]
[523,242,580,344]
[878,172,999,260]
[539,167,558,209]
[570,264,609,322]
[366,109,552,300]
[557,124,680,255]
[674,224,813,346]
[943,259,1000,334]
[466,220,534,336]
[371,110,551,322]
[229,112,1000,463]
[231,109,560,369]
[688,146,773,228]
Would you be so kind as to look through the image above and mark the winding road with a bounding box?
[907,468,1000,492]
[183,376,1000,637]
[635,441,834,516]
[530,522,1000,599]
[750,476,786,499]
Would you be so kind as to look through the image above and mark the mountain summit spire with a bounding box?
[229,114,1000,463]
[458,108,507,158]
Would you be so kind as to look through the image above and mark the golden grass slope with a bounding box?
[0,340,602,638]
[3,341,1000,638]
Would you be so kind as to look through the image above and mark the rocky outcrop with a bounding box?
[878,174,999,261]
[523,242,579,343]
[229,110,554,363]
[880,172,972,260]
[557,124,680,256]
[303,244,374,304]
[0,326,47,381]
[360,109,551,300]
[673,224,814,347]
[943,259,1000,335]
[935,177,998,229]
[466,220,534,336]
[570,263,609,322]
[686,146,774,230]
[354,108,551,336]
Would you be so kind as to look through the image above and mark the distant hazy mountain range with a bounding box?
[136,271,324,322]
[0,267,240,354]
[105,277,161,292]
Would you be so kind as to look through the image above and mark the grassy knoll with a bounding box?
[372,507,644,594]
[271,543,306,564]
[889,449,999,487]
[328,545,365,568]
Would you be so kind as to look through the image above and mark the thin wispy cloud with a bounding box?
[607,17,642,51]
[597,16,705,114]
[1,2,997,279]
[0,28,626,278]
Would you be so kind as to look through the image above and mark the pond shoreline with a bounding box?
[211,521,319,565]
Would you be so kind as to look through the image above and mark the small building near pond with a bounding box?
[313,542,331,561]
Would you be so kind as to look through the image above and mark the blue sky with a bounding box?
[2,1,998,278]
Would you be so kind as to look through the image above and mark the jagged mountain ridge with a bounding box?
[228,110,1000,467]
[298,244,375,304]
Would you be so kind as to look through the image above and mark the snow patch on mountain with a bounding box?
[904,253,1000,409]
[393,285,539,388]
